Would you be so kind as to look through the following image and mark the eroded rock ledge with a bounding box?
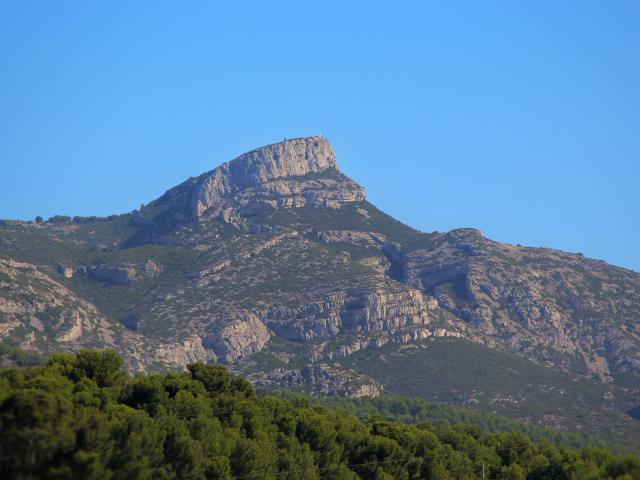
[140,137,366,232]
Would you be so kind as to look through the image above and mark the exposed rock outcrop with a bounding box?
[250,364,382,397]
[0,258,111,349]
[257,286,436,343]
[89,260,163,285]
[193,136,341,217]
[138,137,365,235]
[203,313,271,363]
[184,136,367,219]
[154,335,216,367]
[393,228,640,380]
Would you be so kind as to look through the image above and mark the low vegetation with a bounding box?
[276,393,603,451]
[1,349,639,479]
[337,338,640,449]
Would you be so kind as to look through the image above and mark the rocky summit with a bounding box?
[1,136,639,444]
[129,136,365,243]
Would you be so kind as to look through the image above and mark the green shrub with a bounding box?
[0,349,638,479]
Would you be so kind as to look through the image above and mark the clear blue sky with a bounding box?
[1,1,638,271]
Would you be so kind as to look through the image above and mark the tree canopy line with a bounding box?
[0,349,639,479]
[275,393,625,453]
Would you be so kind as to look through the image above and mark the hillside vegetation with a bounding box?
[336,338,640,447]
[276,393,618,452]
[1,349,639,480]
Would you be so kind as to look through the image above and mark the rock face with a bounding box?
[203,313,271,363]
[138,137,365,237]
[258,286,436,343]
[191,136,348,217]
[0,258,116,350]
[397,228,640,381]
[250,364,382,397]
[88,260,163,285]
[91,264,138,285]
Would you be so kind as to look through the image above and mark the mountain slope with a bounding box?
[1,136,638,444]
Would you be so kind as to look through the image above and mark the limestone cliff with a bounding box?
[136,137,365,239]
[191,136,348,217]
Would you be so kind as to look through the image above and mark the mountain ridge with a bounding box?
[1,135,639,445]
[127,136,365,245]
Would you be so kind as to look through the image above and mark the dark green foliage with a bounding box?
[71,214,130,224]
[48,215,72,223]
[71,349,127,388]
[0,350,638,479]
[338,338,640,449]
[0,341,46,367]
[274,393,604,451]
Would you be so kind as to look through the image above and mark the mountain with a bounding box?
[1,136,639,445]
